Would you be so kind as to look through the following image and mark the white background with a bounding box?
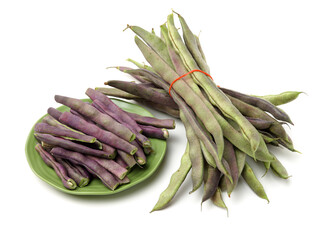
[1,0,327,239]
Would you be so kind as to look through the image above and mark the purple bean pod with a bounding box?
[138,124,169,140]
[245,117,274,130]
[126,111,176,129]
[35,144,77,190]
[115,155,129,169]
[117,150,137,168]
[34,133,115,159]
[34,122,101,148]
[86,88,142,133]
[58,111,137,155]
[54,95,135,142]
[92,99,151,148]
[105,80,178,110]
[50,147,119,190]
[47,107,62,121]
[87,156,128,180]
[55,158,90,187]
[130,140,147,165]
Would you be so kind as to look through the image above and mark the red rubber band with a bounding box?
[168,69,217,96]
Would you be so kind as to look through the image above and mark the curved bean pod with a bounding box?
[126,58,155,73]
[242,161,269,202]
[253,91,304,106]
[211,187,228,213]
[181,111,204,193]
[270,159,290,179]
[151,144,192,212]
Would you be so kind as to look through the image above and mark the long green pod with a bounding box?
[95,87,141,100]
[181,112,204,193]
[126,58,155,73]
[253,91,304,106]
[211,187,228,213]
[242,161,269,202]
[128,25,174,69]
[175,11,210,74]
[270,159,290,179]
[199,141,216,168]
[134,36,231,180]
[114,66,152,83]
[166,13,261,156]
[151,144,192,212]
[194,34,207,63]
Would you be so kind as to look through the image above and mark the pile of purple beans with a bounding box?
[34,88,175,190]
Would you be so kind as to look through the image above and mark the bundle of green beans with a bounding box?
[97,11,303,211]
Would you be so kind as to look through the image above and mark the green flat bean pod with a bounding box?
[270,159,290,179]
[181,112,204,193]
[242,161,269,203]
[128,25,174,69]
[211,187,228,212]
[253,91,304,106]
[175,11,211,74]
[151,144,192,212]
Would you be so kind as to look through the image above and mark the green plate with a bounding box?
[25,98,167,195]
